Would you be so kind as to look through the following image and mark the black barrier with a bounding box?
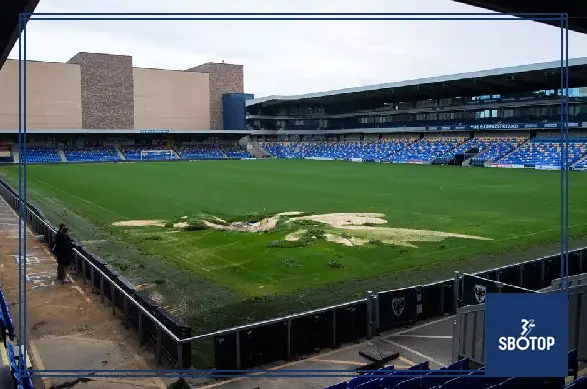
[497,264,521,287]
[419,282,444,320]
[499,284,535,294]
[475,269,497,281]
[543,255,561,288]
[521,260,543,291]
[241,322,289,368]
[462,274,499,306]
[582,249,587,274]
[462,274,536,306]
[335,301,367,345]
[214,332,237,370]
[290,311,332,357]
[419,280,454,319]
[378,287,418,330]
[569,251,582,277]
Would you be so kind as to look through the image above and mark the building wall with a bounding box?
[0,59,82,129]
[67,53,134,129]
[187,63,244,130]
[133,68,211,130]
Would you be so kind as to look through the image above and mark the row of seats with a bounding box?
[15,139,587,169]
[177,144,226,160]
[21,147,61,163]
[325,354,585,389]
[20,144,252,163]
[575,156,587,170]
[390,138,464,163]
[450,137,526,165]
[63,146,120,162]
[1,286,33,389]
[261,139,418,161]
[497,140,587,167]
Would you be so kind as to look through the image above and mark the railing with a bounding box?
[0,180,191,367]
[453,279,587,365]
[2,174,587,371]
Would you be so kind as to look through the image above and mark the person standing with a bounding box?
[53,224,72,284]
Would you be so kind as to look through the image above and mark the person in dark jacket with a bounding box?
[53,225,72,284]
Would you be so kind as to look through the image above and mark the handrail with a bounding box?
[3,185,182,343]
[73,248,181,343]
[178,298,366,344]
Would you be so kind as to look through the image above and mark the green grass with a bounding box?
[3,160,587,336]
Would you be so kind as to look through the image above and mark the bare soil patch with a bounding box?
[112,220,165,227]
[112,212,492,248]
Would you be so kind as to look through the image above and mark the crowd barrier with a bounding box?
[453,276,587,366]
[1,176,586,371]
[0,180,192,368]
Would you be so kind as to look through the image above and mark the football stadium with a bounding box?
[0,3,586,389]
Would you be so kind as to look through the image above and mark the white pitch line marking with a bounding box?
[392,315,455,336]
[392,335,453,339]
[381,338,447,368]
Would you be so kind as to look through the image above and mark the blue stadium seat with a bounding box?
[121,146,178,161]
[63,146,121,162]
[448,137,526,165]
[565,376,587,389]
[260,139,416,161]
[0,289,14,340]
[497,139,587,168]
[176,144,226,160]
[220,145,250,158]
[320,357,585,389]
[21,146,61,164]
[390,138,463,163]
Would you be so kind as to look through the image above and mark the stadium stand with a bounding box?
[20,146,61,164]
[121,145,178,161]
[322,355,585,389]
[258,138,417,161]
[447,137,529,166]
[10,137,587,172]
[0,284,33,389]
[575,155,587,170]
[176,144,226,160]
[389,137,464,164]
[220,144,251,159]
[0,144,13,163]
[497,139,587,168]
[62,145,121,162]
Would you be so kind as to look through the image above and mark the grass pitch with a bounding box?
[3,159,587,334]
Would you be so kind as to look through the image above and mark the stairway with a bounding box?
[10,144,19,163]
[238,136,272,158]
[116,148,126,161]
[58,149,68,162]
[170,148,181,160]
[571,153,587,169]
[493,138,530,164]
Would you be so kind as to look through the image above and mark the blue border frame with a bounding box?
[16,12,570,380]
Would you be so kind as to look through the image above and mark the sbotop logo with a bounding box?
[498,319,556,351]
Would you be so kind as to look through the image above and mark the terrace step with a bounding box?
[571,152,587,168]
[10,144,19,163]
[116,148,127,160]
[493,137,530,164]
[58,149,68,162]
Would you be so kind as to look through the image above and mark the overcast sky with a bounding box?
[8,0,587,98]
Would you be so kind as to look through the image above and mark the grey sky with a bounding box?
[9,0,587,98]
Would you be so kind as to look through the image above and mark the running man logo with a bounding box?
[498,319,555,351]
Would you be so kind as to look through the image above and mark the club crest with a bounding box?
[392,297,405,317]
[474,284,487,303]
